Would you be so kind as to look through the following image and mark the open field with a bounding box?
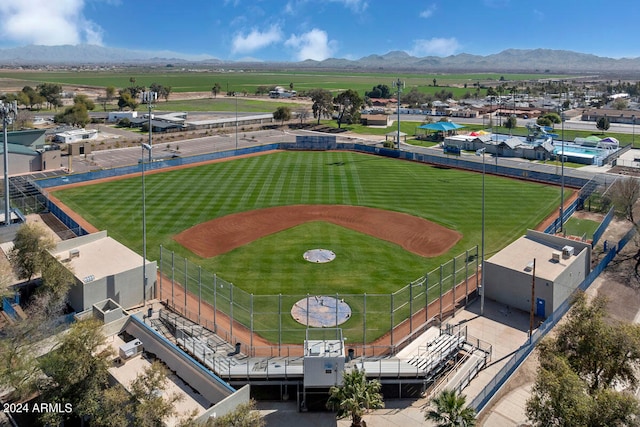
[51,150,565,342]
[0,69,568,96]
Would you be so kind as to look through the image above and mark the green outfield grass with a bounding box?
[52,150,566,343]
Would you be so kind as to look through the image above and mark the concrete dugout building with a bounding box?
[484,230,591,318]
[50,231,156,313]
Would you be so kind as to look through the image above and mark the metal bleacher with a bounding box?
[407,332,465,376]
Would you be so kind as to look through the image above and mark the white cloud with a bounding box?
[408,38,460,57]
[419,5,437,19]
[285,28,336,61]
[232,25,283,54]
[329,0,368,13]
[0,0,104,46]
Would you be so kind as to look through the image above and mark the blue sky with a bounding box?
[0,0,638,61]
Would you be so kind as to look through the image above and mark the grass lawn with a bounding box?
[52,150,565,343]
[562,217,600,240]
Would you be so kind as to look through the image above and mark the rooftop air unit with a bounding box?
[562,246,575,259]
[552,251,561,262]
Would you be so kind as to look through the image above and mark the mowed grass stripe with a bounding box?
[53,150,564,285]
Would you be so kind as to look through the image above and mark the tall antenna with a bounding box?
[392,78,405,151]
[1,101,17,226]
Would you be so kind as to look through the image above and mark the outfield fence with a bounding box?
[157,245,479,357]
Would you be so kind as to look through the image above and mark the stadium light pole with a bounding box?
[235,92,238,151]
[140,91,156,306]
[633,115,636,145]
[560,106,565,234]
[1,100,17,227]
[529,258,536,340]
[392,78,404,151]
[475,147,486,315]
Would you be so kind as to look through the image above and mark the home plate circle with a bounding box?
[303,248,336,263]
[291,296,352,327]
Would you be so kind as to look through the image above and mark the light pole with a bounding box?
[475,147,486,315]
[633,115,636,146]
[392,78,405,151]
[529,258,536,339]
[1,101,17,227]
[235,92,238,151]
[560,108,565,234]
[140,91,156,306]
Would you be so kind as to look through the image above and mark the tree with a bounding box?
[74,93,95,111]
[150,82,172,101]
[204,399,265,427]
[130,360,183,426]
[526,293,640,426]
[39,253,74,302]
[402,87,428,108]
[334,89,363,129]
[295,107,310,124]
[273,106,292,127]
[309,88,333,124]
[9,222,55,281]
[505,115,517,130]
[54,102,90,126]
[36,83,63,110]
[596,116,611,133]
[0,293,65,401]
[424,389,476,427]
[365,84,391,99]
[118,89,139,111]
[91,385,131,427]
[609,176,640,225]
[326,367,384,427]
[37,318,113,425]
[212,83,222,98]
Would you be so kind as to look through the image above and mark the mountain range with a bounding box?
[2,44,640,74]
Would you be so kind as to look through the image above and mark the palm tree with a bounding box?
[425,389,476,427]
[326,367,384,427]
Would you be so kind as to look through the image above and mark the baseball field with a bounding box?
[51,150,565,344]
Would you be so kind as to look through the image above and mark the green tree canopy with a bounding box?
[309,88,334,125]
[526,293,640,426]
[273,106,292,126]
[203,399,265,427]
[326,367,384,427]
[597,116,611,133]
[37,318,112,425]
[9,222,55,281]
[365,84,391,99]
[334,89,363,129]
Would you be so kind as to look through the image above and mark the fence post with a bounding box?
[213,274,217,332]
[409,282,413,334]
[363,293,367,351]
[279,293,282,357]
[452,256,457,316]
[159,245,163,301]
[250,293,254,357]
[306,294,310,327]
[465,249,469,305]
[439,264,443,321]
[425,274,429,323]
[198,266,202,323]
[390,293,394,348]
[171,250,175,307]
[335,293,339,327]
[230,283,234,342]
[184,258,188,313]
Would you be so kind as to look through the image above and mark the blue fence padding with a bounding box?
[471,225,636,414]
[2,297,18,320]
[592,206,615,247]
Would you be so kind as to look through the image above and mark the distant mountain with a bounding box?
[0,44,639,74]
[0,44,218,65]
